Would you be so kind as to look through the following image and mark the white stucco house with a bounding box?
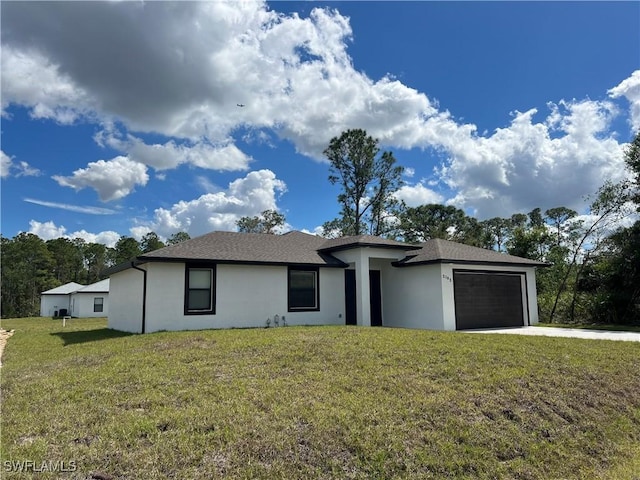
[40,279,110,318]
[105,231,546,334]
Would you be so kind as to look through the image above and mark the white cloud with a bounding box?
[438,99,627,218]
[27,220,121,247]
[1,2,636,219]
[52,156,149,201]
[1,150,42,178]
[1,46,94,124]
[394,183,444,207]
[403,167,415,178]
[95,128,252,172]
[1,151,12,178]
[141,169,287,237]
[24,198,117,215]
[608,69,640,131]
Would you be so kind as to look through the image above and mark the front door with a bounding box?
[369,270,382,327]
[344,270,357,325]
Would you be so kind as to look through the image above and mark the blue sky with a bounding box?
[2,1,639,246]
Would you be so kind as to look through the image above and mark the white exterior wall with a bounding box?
[332,248,409,327]
[40,295,71,317]
[108,268,145,333]
[112,262,345,333]
[381,263,445,330]
[70,292,109,318]
[439,263,540,329]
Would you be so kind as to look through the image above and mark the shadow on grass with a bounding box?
[52,328,135,346]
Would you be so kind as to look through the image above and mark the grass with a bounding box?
[1,317,640,479]
[537,322,640,333]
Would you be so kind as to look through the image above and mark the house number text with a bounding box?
[442,274,452,282]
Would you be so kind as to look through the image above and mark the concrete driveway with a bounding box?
[467,326,640,342]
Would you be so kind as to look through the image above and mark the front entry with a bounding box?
[344,270,383,326]
[369,270,382,326]
[345,270,357,325]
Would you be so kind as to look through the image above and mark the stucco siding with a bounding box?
[40,295,71,317]
[382,264,445,330]
[108,268,145,333]
[70,292,109,318]
[115,262,345,333]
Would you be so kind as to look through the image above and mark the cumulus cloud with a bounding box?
[1,46,94,124]
[1,150,42,178]
[52,156,149,201]
[1,1,636,217]
[608,69,640,131]
[94,128,252,172]
[28,220,121,247]
[438,99,627,218]
[0,151,11,178]
[395,183,444,207]
[0,1,448,158]
[140,169,286,237]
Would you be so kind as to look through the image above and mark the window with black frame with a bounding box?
[185,266,215,314]
[288,267,319,311]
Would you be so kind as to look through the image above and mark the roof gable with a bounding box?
[395,238,548,267]
[74,279,110,293]
[41,282,84,295]
[319,234,421,253]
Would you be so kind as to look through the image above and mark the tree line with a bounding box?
[0,231,190,318]
[2,129,638,324]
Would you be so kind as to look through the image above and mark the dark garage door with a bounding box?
[454,271,525,330]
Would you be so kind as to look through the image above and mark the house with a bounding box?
[106,231,546,334]
[40,279,110,318]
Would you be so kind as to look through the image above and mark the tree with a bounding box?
[140,232,165,253]
[112,236,142,264]
[625,130,640,207]
[46,237,85,283]
[545,207,578,246]
[84,242,108,284]
[167,231,191,245]
[323,129,403,237]
[236,210,286,234]
[481,217,511,252]
[1,233,56,317]
[398,204,466,243]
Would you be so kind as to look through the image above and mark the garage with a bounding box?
[453,270,526,330]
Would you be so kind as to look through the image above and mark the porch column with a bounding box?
[354,249,371,326]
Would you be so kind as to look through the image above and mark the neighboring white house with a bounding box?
[40,282,84,317]
[40,279,110,317]
[105,231,546,334]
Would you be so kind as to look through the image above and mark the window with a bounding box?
[288,267,319,311]
[185,266,215,315]
[93,297,104,313]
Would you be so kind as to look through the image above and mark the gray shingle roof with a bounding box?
[394,238,548,267]
[319,235,421,252]
[139,231,346,267]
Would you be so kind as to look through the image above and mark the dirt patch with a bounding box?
[0,328,15,367]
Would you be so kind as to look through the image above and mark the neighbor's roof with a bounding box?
[74,278,110,293]
[394,238,548,267]
[41,282,84,295]
[319,234,421,253]
[135,231,347,268]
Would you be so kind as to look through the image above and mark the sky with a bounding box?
[1,1,639,247]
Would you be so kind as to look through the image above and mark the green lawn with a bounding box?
[1,318,640,479]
